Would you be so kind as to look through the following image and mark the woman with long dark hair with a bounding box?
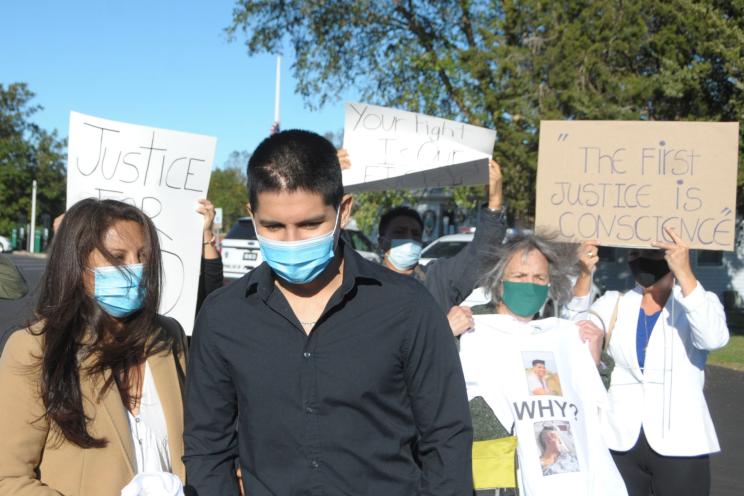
[0,199,187,495]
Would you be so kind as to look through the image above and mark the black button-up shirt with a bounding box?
[184,243,473,495]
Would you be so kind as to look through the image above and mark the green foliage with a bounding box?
[451,185,487,212]
[352,189,417,235]
[227,0,744,222]
[0,83,66,238]
[709,334,744,370]
[208,155,250,232]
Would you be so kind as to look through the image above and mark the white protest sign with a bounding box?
[535,120,740,251]
[342,102,496,192]
[66,112,216,334]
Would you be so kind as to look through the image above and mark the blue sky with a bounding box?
[0,0,351,168]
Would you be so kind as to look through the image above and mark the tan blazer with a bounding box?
[0,325,187,495]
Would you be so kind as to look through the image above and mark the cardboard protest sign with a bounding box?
[535,121,739,250]
[66,112,216,334]
[341,102,496,192]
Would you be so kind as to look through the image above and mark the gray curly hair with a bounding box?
[481,231,580,309]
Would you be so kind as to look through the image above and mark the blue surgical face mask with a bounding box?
[386,239,423,270]
[91,263,145,318]
[255,210,340,284]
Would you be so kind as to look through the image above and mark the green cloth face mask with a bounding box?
[502,281,549,318]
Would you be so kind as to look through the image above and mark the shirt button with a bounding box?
[310,460,319,469]
[303,352,312,359]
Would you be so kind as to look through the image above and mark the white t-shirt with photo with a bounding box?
[460,314,627,496]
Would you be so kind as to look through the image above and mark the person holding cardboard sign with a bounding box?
[0,199,188,495]
[376,158,507,337]
[567,227,729,496]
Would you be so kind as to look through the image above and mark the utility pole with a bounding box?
[273,55,281,131]
[28,180,37,253]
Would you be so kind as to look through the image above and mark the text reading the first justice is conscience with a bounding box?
[548,141,731,247]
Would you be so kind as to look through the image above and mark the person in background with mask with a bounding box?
[567,226,729,496]
[375,158,506,337]
[0,199,188,495]
[184,130,473,496]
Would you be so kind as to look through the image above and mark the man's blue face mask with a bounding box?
[255,210,341,285]
[386,239,423,270]
[91,263,145,318]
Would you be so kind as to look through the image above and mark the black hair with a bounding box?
[34,198,176,448]
[247,129,343,211]
[532,359,546,366]
[378,206,423,238]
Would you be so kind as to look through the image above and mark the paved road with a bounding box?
[1,253,743,494]
[706,365,744,496]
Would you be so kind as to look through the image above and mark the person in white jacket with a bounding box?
[567,227,729,496]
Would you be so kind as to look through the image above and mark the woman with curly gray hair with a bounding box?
[460,232,627,496]
[479,233,577,321]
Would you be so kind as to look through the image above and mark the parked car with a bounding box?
[0,236,11,253]
[419,233,474,266]
[221,217,262,281]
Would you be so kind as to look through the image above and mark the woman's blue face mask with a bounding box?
[255,210,340,285]
[91,263,145,318]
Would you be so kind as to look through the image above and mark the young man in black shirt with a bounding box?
[184,130,473,495]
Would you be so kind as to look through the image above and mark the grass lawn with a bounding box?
[709,335,744,371]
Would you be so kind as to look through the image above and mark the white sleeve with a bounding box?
[582,291,624,336]
[677,282,729,351]
[458,331,484,401]
[562,294,593,320]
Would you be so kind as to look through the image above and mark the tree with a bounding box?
[0,83,66,239]
[227,0,744,221]
[207,150,252,231]
[353,189,418,235]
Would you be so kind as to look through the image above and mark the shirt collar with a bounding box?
[244,239,381,301]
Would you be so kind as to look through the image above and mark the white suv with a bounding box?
[221,217,262,280]
[0,235,11,252]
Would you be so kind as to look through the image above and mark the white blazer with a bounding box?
[567,282,729,456]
